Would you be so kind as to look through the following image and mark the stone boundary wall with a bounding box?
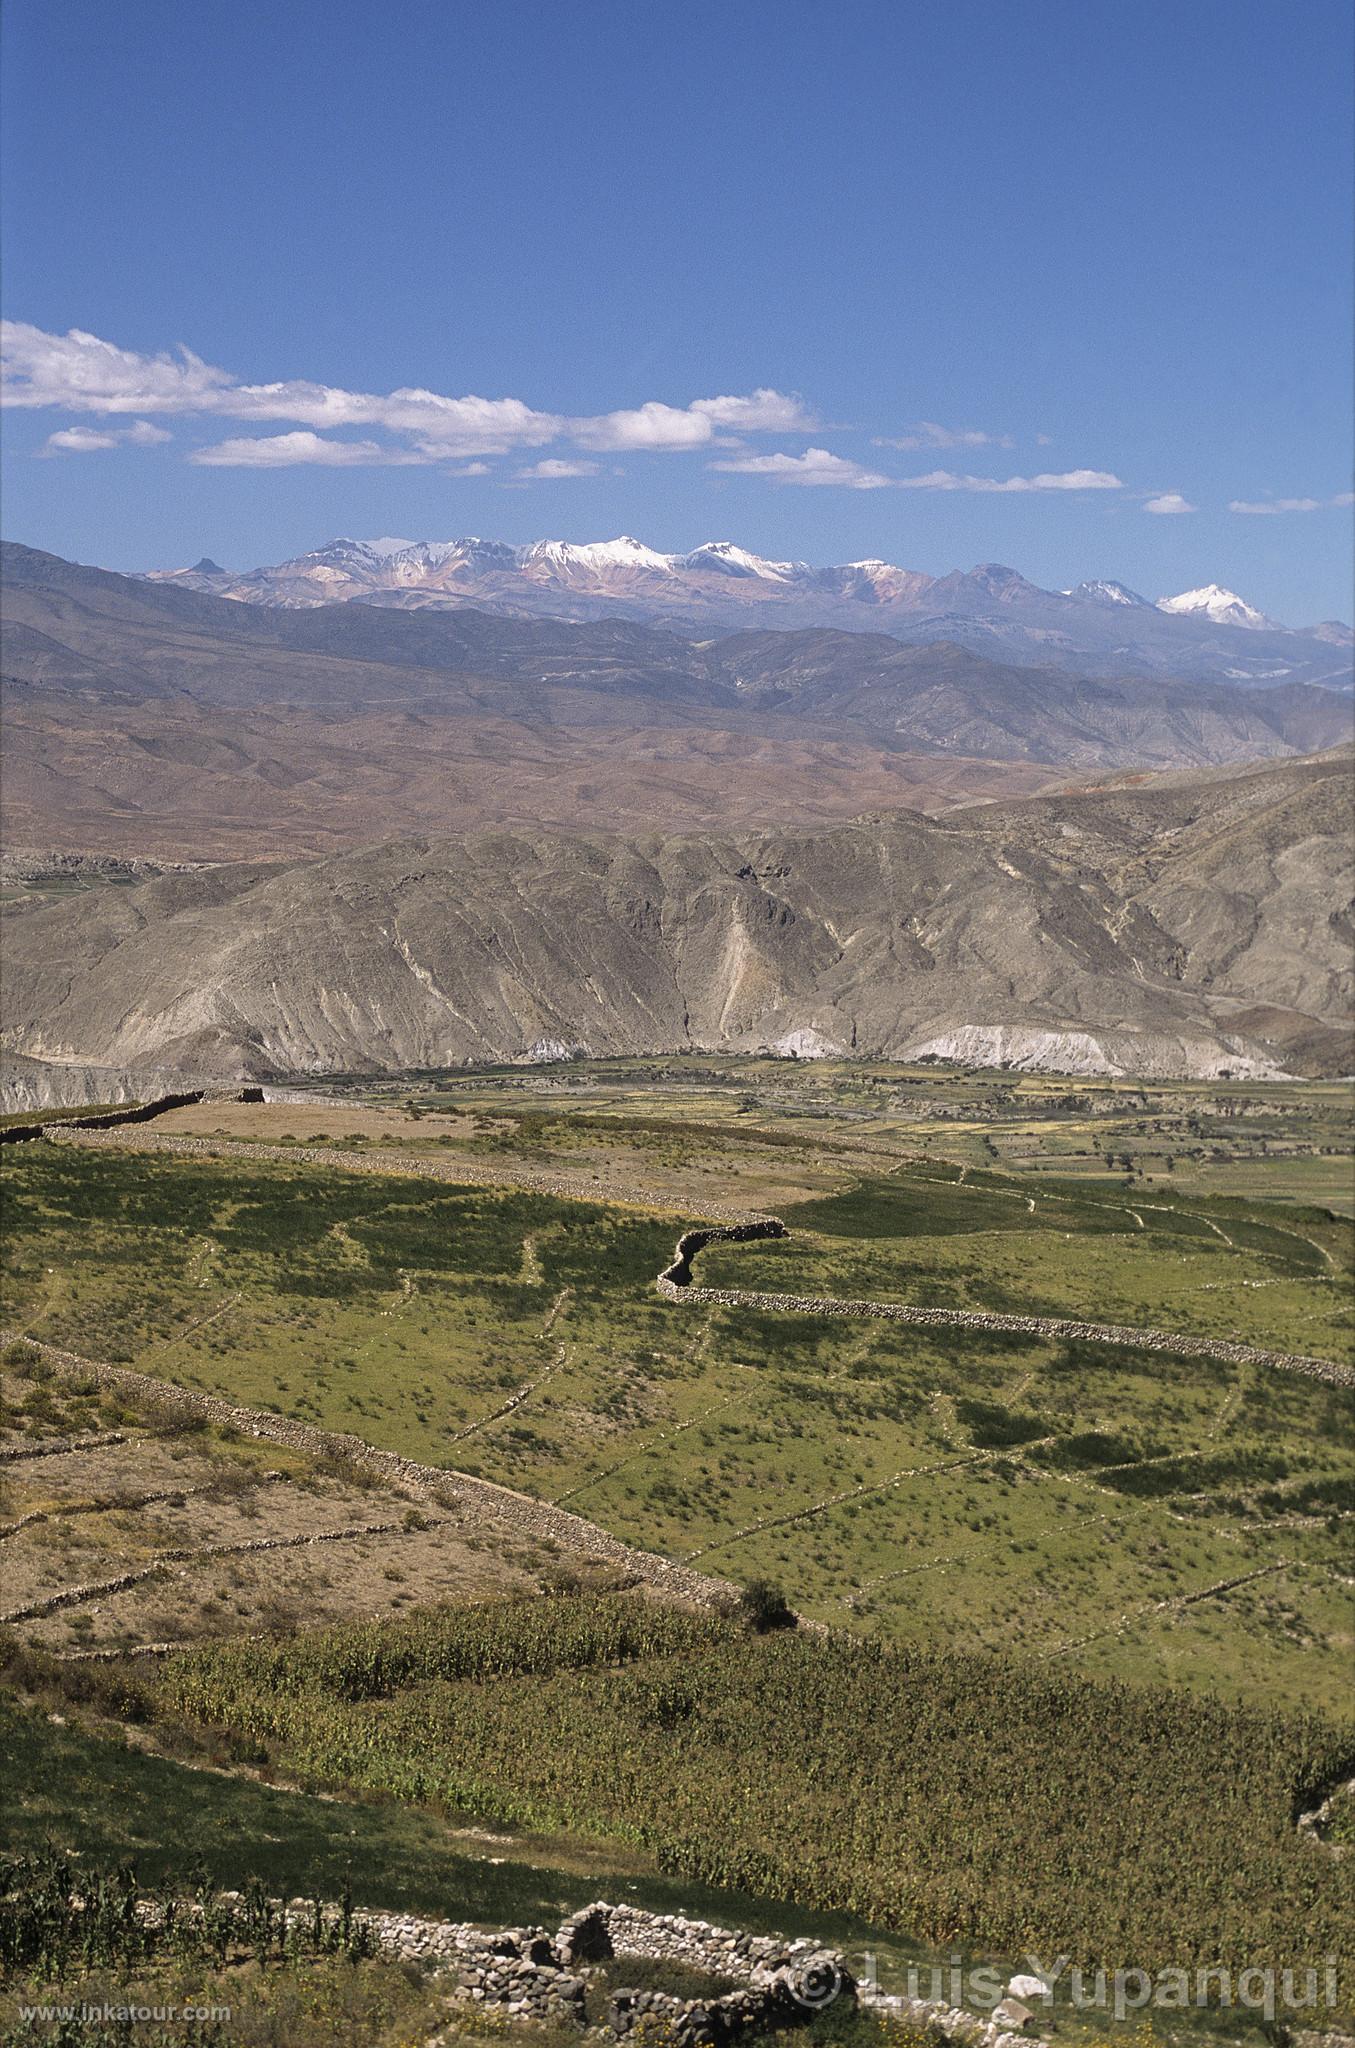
[0,1087,264,1147]
[0,1427,131,1463]
[0,1332,737,1611]
[355,1900,1039,2048]
[658,1222,789,1290]
[374,1901,860,2045]
[656,1225,1354,1388]
[0,1513,453,1624]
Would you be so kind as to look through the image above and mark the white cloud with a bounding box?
[4,322,236,414]
[516,458,601,479]
[710,449,1123,494]
[2,320,814,470]
[690,389,816,432]
[894,467,1122,493]
[710,447,893,489]
[190,432,425,468]
[42,417,172,455]
[1229,493,1354,515]
[874,422,1013,451]
[43,426,122,453]
[572,401,715,452]
[1143,492,1196,515]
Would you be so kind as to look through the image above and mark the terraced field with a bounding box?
[3,1074,1351,1711]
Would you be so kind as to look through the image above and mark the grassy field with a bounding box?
[3,1078,1351,1710]
[2,1062,1352,2045]
[342,1057,1355,1214]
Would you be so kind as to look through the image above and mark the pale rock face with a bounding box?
[900,1024,1290,1081]
[3,753,1345,1102]
[769,1027,848,1059]
[518,1038,590,1064]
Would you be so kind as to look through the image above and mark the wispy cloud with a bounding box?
[516,458,601,479]
[4,320,1138,504]
[1229,493,1354,515]
[711,449,1122,494]
[190,431,427,467]
[874,422,1014,451]
[1,321,815,469]
[710,448,894,489]
[42,419,171,455]
[894,467,1123,494]
[1143,492,1196,515]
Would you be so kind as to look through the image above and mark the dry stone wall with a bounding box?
[657,1225,1354,1388]
[0,1087,263,1146]
[370,1900,861,2046]
[359,1900,1043,2048]
[0,1333,737,1610]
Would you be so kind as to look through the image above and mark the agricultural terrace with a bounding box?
[3,1106,1351,1711]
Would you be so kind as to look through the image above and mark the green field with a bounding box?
[2,1062,1353,2043]
[3,1106,1351,1711]
[148,1594,1355,1986]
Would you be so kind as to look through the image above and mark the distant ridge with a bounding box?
[141,533,1353,689]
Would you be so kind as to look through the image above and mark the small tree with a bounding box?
[738,1578,796,1633]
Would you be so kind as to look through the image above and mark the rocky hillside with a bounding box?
[4,751,1349,1096]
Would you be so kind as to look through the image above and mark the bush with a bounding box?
[738,1579,797,1633]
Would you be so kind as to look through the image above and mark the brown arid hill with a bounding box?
[3,749,1350,1094]
[0,685,1064,863]
[2,542,1351,862]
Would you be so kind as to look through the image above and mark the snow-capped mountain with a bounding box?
[143,537,1352,690]
[1066,579,1152,608]
[1157,585,1274,630]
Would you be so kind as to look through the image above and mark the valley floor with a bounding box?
[2,1057,1351,2046]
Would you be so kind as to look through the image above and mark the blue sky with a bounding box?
[2,0,1351,622]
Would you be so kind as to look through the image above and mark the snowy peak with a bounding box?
[525,536,676,572]
[1068,579,1151,608]
[137,537,1349,691]
[516,536,687,583]
[1157,584,1274,630]
[680,541,804,582]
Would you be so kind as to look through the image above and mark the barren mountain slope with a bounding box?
[3,752,1349,1092]
[4,547,1350,867]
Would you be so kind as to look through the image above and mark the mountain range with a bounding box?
[146,534,1355,690]
[4,749,1349,1102]
[4,541,1350,864]
[3,541,1352,1099]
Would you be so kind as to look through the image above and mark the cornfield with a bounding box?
[156,1592,1355,1997]
[0,1850,375,1976]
